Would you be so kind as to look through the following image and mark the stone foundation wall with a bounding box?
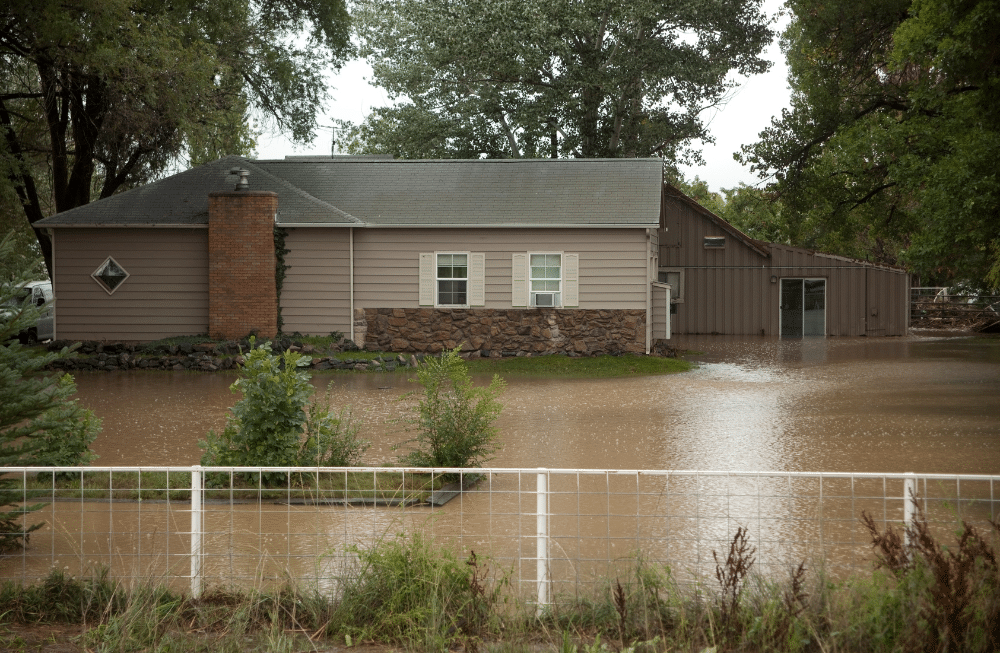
[357,308,647,355]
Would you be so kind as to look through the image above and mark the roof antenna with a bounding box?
[331,127,337,156]
[229,168,249,191]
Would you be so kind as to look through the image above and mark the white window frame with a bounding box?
[435,251,470,307]
[657,267,685,303]
[703,236,726,249]
[528,252,562,308]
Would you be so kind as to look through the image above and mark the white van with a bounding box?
[2,280,54,343]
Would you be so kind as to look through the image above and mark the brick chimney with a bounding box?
[208,189,278,340]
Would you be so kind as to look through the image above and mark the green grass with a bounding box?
[8,470,445,504]
[1,513,997,653]
[464,354,692,378]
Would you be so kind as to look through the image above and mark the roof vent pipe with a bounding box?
[229,168,250,191]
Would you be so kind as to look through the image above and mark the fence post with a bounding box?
[536,468,549,614]
[903,472,916,550]
[191,465,203,599]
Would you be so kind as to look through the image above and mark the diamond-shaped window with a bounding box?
[92,257,130,294]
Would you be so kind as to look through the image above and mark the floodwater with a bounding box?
[74,333,1000,474]
[6,333,999,591]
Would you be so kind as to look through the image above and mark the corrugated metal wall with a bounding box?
[659,195,910,337]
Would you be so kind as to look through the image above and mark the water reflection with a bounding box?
[72,334,1000,474]
[18,334,991,591]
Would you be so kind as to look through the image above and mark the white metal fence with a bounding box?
[1,467,997,603]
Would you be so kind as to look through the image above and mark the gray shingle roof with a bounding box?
[259,158,662,227]
[35,156,359,227]
[37,156,662,228]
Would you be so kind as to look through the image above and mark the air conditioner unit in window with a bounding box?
[533,293,555,307]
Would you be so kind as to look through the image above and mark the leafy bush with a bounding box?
[200,339,368,484]
[398,347,505,469]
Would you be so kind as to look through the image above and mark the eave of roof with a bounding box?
[662,184,772,258]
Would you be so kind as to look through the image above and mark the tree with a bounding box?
[0,0,352,275]
[739,0,1000,288]
[670,175,726,216]
[398,348,505,470]
[199,339,368,484]
[345,0,773,168]
[717,183,789,245]
[1,234,100,552]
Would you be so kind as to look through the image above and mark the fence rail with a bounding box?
[910,286,1000,327]
[2,467,997,604]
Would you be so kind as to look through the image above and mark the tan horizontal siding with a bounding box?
[53,228,208,342]
[353,228,648,310]
[279,228,352,336]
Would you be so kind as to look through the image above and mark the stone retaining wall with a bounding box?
[357,308,647,356]
[44,340,424,373]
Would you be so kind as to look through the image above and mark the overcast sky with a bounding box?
[256,0,791,194]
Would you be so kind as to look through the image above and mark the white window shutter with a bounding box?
[563,253,579,307]
[469,252,486,306]
[511,253,527,307]
[419,253,434,306]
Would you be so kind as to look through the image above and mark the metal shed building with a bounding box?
[658,185,909,337]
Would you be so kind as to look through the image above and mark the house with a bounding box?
[658,185,910,336]
[34,155,908,351]
[35,156,666,354]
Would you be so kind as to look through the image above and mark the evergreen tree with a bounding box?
[0,234,100,552]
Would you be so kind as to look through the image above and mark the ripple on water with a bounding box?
[70,335,1000,474]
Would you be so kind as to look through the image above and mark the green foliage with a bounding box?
[0,0,352,274]
[398,348,505,469]
[1,235,100,551]
[347,0,773,166]
[716,184,789,245]
[331,534,505,646]
[199,339,368,484]
[273,227,290,333]
[300,393,369,468]
[740,0,1000,288]
[670,176,727,217]
[0,516,997,652]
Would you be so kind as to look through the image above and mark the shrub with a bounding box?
[1,235,100,551]
[330,533,505,647]
[200,339,368,484]
[398,347,505,470]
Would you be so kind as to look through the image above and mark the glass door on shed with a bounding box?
[780,278,826,336]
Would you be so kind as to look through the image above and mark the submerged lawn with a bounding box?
[464,353,691,378]
[11,470,447,504]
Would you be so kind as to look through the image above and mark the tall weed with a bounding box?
[862,501,1000,652]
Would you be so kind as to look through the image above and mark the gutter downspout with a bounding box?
[46,228,56,341]
[350,227,355,343]
[646,229,653,355]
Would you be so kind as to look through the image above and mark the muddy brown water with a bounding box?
[75,333,1000,474]
[6,333,999,591]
